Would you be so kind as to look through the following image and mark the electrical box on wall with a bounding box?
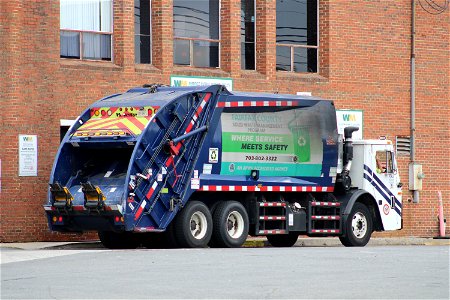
[409,163,424,191]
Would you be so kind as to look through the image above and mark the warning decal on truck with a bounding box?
[220,109,323,177]
[73,106,159,137]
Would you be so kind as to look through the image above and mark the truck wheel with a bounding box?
[209,201,249,248]
[174,201,212,248]
[142,223,179,249]
[339,202,373,247]
[98,231,139,249]
[267,233,299,247]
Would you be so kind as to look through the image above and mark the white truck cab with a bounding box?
[350,140,402,230]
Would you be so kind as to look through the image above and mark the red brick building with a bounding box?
[1,0,449,242]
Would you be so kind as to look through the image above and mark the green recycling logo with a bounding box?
[297,136,307,147]
[209,148,218,163]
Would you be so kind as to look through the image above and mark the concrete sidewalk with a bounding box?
[1,237,449,250]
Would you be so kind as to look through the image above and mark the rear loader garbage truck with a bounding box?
[44,84,403,248]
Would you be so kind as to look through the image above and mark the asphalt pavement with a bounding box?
[1,243,448,299]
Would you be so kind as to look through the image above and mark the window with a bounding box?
[376,151,395,174]
[241,0,255,70]
[173,0,220,68]
[135,0,151,64]
[60,0,113,61]
[276,0,318,73]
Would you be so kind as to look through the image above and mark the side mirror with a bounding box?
[397,182,403,188]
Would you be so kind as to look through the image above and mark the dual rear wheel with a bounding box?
[174,200,249,248]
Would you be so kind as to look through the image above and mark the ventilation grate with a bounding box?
[396,136,411,156]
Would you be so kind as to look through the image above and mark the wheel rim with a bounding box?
[190,211,208,240]
[351,212,367,239]
[226,210,244,238]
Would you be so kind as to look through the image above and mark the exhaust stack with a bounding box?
[337,126,359,191]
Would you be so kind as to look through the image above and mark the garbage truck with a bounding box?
[44,84,403,248]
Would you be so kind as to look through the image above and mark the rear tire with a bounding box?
[141,223,179,249]
[267,232,299,247]
[339,202,373,247]
[209,201,249,248]
[174,201,212,248]
[98,231,139,249]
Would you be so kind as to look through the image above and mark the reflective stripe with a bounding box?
[134,200,147,221]
[217,100,299,107]
[198,185,334,192]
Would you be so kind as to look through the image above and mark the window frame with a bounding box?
[134,0,152,64]
[376,150,395,174]
[275,0,319,73]
[60,1,114,62]
[241,0,256,70]
[173,0,222,68]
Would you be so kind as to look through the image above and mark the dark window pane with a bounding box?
[241,42,255,70]
[241,0,255,70]
[135,35,151,64]
[100,34,112,60]
[276,46,290,71]
[83,33,111,61]
[134,0,151,36]
[60,31,80,58]
[241,0,255,43]
[276,0,317,46]
[307,1,317,47]
[135,0,151,64]
[173,0,219,39]
[193,41,219,68]
[174,39,190,65]
[307,48,317,72]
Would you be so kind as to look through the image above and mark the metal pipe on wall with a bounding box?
[411,0,419,203]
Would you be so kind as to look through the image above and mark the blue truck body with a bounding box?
[45,85,365,248]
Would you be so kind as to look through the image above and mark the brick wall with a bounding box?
[0,0,448,242]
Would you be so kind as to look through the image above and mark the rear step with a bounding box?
[308,200,342,235]
[259,230,286,235]
[311,229,340,234]
[310,201,341,207]
[259,216,286,220]
[259,202,287,207]
[256,201,287,235]
[311,215,340,220]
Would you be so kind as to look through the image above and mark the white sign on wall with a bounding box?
[19,134,38,176]
[336,110,363,140]
[170,75,233,91]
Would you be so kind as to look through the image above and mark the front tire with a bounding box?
[267,232,299,247]
[174,201,212,248]
[209,201,249,248]
[339,202,373,247]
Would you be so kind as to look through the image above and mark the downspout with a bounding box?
[411,0,419,203]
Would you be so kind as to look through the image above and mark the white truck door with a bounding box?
[366,145,402,230]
